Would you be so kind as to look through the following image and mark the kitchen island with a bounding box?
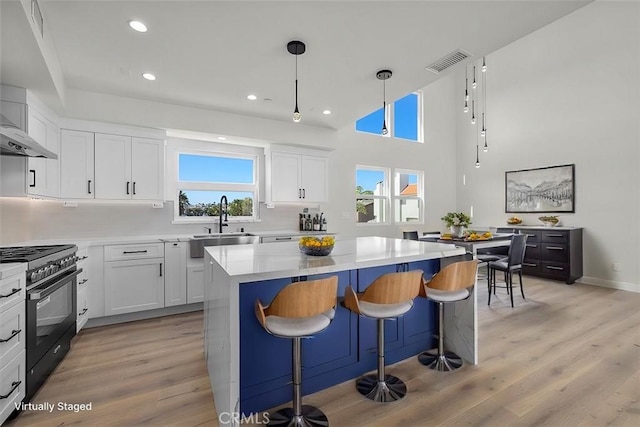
[203,237,472,420]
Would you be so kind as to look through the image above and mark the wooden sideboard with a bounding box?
[497,227,583,284]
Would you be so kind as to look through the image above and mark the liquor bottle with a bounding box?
[313,214,320,231]
[305,215,312,231]
[299,214,304,231]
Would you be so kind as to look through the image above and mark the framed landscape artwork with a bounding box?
[505,164,575,213]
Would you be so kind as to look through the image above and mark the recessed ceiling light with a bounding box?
[322,110,332,115]
[247,94,257,101]
[217,136,227,141]
[129,20,147,32]
[142,73,156,81]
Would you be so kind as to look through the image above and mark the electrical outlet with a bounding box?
[612,262,622,272]
[152,202,163,208]
[62,201,78,207]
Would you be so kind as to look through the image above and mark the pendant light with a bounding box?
[287,40,306,123]
[376,69,392,135]
[482,57,488,152]
[481,56,487,73]
[472,65,477,89]
[475,145,480,168]
[471,100,476,124]
[463,67,469,113]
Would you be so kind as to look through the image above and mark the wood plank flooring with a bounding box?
[6,276,640,426]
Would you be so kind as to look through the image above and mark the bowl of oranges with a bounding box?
[299,236,335,256]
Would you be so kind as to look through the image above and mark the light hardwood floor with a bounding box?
[7,276,640,426]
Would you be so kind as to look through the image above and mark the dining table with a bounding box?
[419,232,514,258]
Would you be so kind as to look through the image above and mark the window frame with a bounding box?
[174,149,260,223]
[355,165,390,225]
[392,168,424,224]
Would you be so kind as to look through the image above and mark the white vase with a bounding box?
[450,225,465,238]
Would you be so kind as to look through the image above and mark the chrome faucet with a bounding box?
[219,195,229,233]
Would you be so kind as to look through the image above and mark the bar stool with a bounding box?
[343,269,423,402]
[255,276,338,427]
[418,260,478,371]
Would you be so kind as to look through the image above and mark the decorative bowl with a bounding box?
[299,236,335,256]
[506,216,522,225]
[538,216,559,227]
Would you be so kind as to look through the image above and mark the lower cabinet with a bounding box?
[186,264,204,304]
[0,350,26,424]
[104,257,165,316]
[164,242,187,307]
[77,284,89,331]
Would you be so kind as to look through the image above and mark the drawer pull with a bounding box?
[78,256,89,261]
[79,279,88,285]
[275,237,293,241]
[123,250,148,254]
[0,288,21,299]
[0,329,21,343]
[546,266,564,271]
[546,246,564,250]
[79,308,89,316]
[545,234,564,237]
[526,234,537,237]
[0,381,21,399]
[522,262,537,267]
[526,244,538,248]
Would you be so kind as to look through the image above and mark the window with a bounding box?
[393,170,423,223]
[355,91,422,142]
[177,153,258,220]
[356,166,389,224]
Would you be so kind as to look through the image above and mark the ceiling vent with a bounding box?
[31,0,44,38]
[426,49,471,74]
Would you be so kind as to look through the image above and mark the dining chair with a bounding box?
[402,231,419,240]
[487,233,528,307]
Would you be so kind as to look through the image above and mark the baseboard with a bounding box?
[85,303,204,328]
[579,276,639,293]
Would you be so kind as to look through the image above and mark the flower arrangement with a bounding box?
[441,212,472,228]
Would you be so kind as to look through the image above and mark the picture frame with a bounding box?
[505,164,575,213]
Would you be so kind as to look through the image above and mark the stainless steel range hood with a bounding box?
[0,113,57,159]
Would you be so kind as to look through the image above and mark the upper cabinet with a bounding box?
[269,150,328,203]
[27,107,60,198]
[58,120,165,202]
[60,130,95,199]
[93,134,163,200]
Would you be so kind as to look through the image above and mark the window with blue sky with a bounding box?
[355,91,422,142]
[177,153,257,219]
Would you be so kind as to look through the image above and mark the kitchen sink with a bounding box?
[189,233,259,258]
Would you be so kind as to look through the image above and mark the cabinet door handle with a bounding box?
[79,279,88,285]
[546,246,564,250]
[546,265,564,271]
[0,288,21,299]
[526,244,537,248]
[522,262,537,267]
[545,234,564,237]
[0,381,21,400]
[88,180,92,194]
[122,250,148,254]
[0,329,21,343]
[160,263,163,277]
[133,182,136,195]
[79,308,88,316]
[275,237,292,241]
[126,181,130,195]
[29,169,36,187]
[298,189,301,198]
[302,188,306,198]
[526,234,536,237]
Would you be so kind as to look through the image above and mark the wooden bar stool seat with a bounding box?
[255,276,338,427]
[418,260,478,371]
[343,269,423,402]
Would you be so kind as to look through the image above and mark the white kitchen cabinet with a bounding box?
[27,107,60,198]
[270,151,328,203]
[104,243,165,316]
[76,247,90,332]
[60,130,95,199]
[186,264,204,304]
[93,133,163,200]
[164,242,187,307]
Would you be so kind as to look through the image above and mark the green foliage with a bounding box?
[441,212,472,228]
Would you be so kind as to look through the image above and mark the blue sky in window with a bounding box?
[394,94,418,141]
[355,108,384,135]
[181,190,252,205]
[179,154,253,183]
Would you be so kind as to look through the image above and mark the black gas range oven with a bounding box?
[0,244,81,402]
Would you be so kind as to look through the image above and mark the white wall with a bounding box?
[326,74,458,238]
[455,1,639,290]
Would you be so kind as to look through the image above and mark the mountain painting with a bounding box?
[505,164,575,213]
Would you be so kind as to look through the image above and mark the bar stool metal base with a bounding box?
[268,405,329,427]
[356,374,407,402]
[418,350,463,371]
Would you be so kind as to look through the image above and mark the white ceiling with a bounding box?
[1,0,592,130]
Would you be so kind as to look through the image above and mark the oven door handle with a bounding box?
[28,269,83,301]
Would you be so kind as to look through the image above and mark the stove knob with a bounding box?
[30,271,39,282]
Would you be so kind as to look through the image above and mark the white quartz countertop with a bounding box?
[0,262,26,279]
[248,230,332,237]
[206,236,465,282]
